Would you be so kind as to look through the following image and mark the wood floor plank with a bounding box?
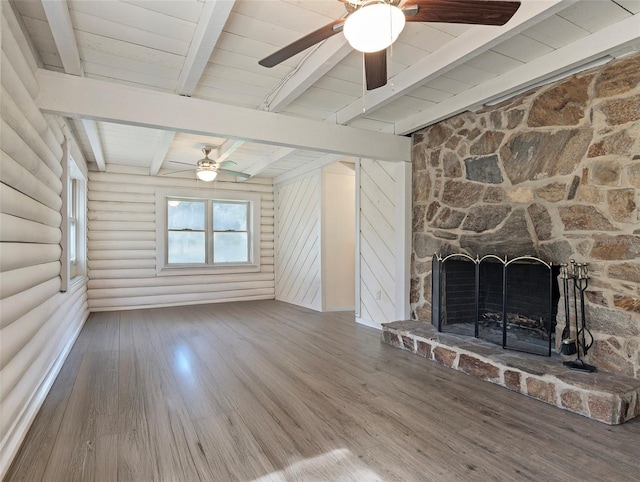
[5,300,640,481]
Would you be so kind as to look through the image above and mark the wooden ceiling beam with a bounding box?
[177,0,233,96]
[35,70,411,162]
[41,0,110,171]
[242,146,296,178]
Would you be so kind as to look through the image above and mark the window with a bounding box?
[68,178,78,268]
[61,139,87,291]
[156,190,261,275]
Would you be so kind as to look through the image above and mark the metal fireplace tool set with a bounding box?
[560,260,597,373]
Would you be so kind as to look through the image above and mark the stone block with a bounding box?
[460,209,536,258]
[567,175,581,200]
[506,109,524,129]
[430,207,465,229]
[528,74,593,127]
[600,95,640,126]
[577,186,605,204]
[426,201,440,221]
[592,338,636,377]
[536,182,566,202]
[458,354,500,380]
[559,205,616,231]
[416,340,432,359]
[483,186,504,203]
[410,277,421,304]
[527,204,553,241]
[441,180,483,208]
[462,205,511,233]
[607,189,636,223]
[464,155,503,184]
[526,378,557,405]
[470,132,505,156]
[382,330,402,347]
[402,335,415,352]
[539,240,574,264]
[426,125,454,148]
[430,148,441,167]
[412,144,428,170]
[501,129,592,184]
[422,272,432,304]
[588,394,615,424]
[628,162,640,189]
[504,370,521,391]
[414,233,441,259]
[490,111,503,129]
[561,390,586,413]
[443,152,462,178]
[590,159,622,186]
[588,130,635,157]
[595,54,640,98]
[608,263,640,284]
[613,295,640,314]
[587,304,640,337]
[433,346,457,367]
[585,290,607,306]
[413,204,427,232]
[414,171,431,203]
[446,135,462,151]
[590,235,640,260]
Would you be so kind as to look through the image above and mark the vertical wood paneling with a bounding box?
[86,171,275,310]
[274,174,322,311]
[0,4,88,478]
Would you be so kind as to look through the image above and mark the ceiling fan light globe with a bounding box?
[196,169,218,182]
[344,3,405,53]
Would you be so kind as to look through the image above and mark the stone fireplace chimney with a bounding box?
[410,53,640,379]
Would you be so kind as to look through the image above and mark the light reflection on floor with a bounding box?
[252,448,382,481]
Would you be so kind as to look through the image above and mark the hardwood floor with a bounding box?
[6,300,640,481]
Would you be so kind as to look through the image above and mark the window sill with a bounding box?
[156,263,261,277]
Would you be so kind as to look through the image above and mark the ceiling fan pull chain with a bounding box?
[362,52,366,114]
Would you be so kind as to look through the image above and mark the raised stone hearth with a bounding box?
[382,320,640,425]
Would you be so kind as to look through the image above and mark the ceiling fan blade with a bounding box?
[160,168,192,176]
[365,50,387,91]
[403,0,520,26]
[259,19,345,68]
[219,168,251,179]
[218,160,237,168]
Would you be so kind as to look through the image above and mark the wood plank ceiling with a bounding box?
[12,0,640,181]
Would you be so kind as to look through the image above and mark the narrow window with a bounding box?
[213,201,249,263]
[167,199,206,264]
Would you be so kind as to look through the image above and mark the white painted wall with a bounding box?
[356,159,411,329]
[274,173,322,311]
[87,169,275,311]
[322,163,355,311]
[0,4,88,476]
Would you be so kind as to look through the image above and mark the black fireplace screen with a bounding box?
[432,254,557,356]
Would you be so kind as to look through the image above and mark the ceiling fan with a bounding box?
[259,0,521,90]
[162,147,251,182]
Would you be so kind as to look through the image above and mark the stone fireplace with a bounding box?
[382,53,640,424]
[409,52,640,379]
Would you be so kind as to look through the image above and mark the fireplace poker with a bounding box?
[560,264,577,356]
[564,260,596,373]
[576,263,595,357]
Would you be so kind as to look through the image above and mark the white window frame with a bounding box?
[61,140,87,291]
[156,189,261,276]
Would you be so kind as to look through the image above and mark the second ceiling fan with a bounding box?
[259,0,521,90]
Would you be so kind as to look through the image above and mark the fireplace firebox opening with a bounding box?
[432,254,559,356]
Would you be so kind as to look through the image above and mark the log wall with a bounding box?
[86,169,275,311]
[0,3,88,477]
